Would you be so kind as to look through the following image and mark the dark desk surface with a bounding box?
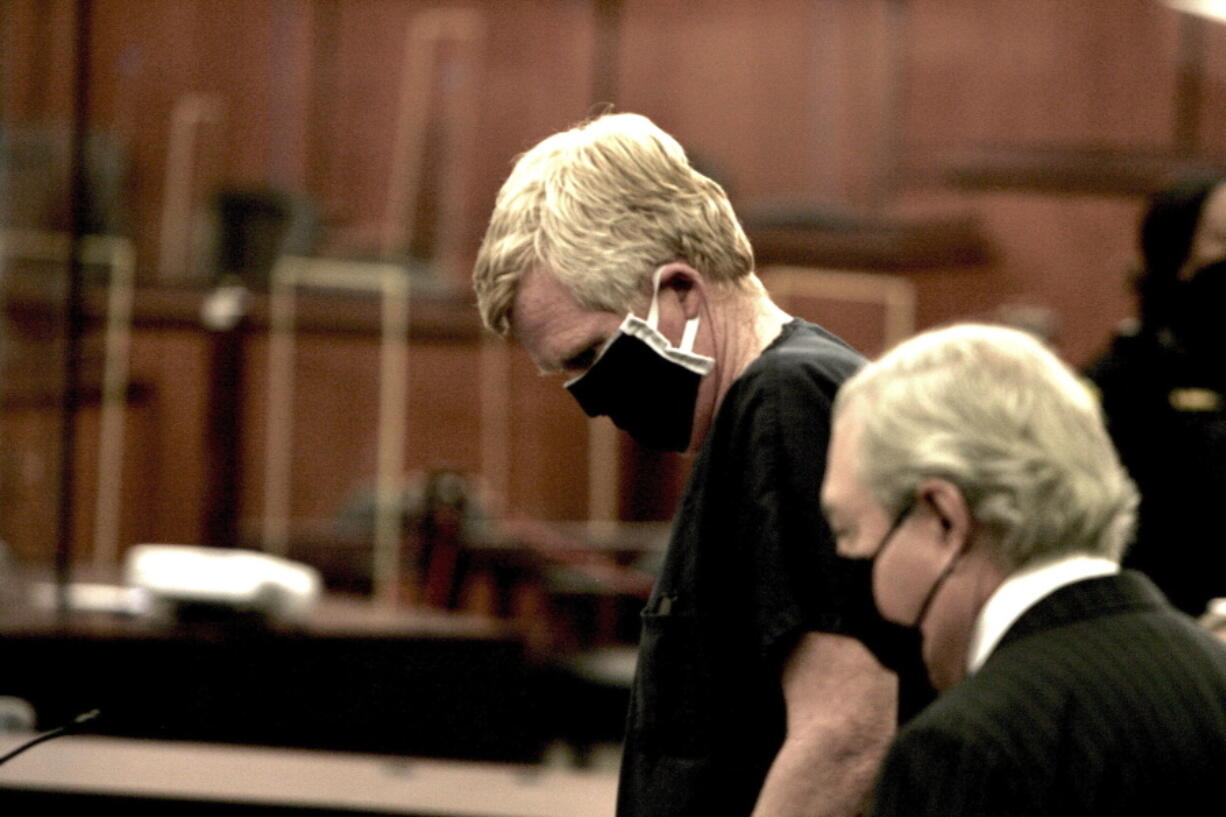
[0,594,543,763]
[0,735,617,816]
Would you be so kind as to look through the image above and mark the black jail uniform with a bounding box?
[616,319,931,817]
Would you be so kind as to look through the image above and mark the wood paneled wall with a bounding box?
[0,288,597,564]
[8,0,1224,356]
[609,0,1226,365]
[4,0,1226,564]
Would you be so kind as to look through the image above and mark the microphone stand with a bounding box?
[0,709,101,767]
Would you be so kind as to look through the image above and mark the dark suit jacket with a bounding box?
[870,571,1226,816]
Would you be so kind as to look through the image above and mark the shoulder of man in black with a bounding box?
[696,318,932,714]
[753,319,865,386]
[715,320,863,427]
[687,318,864,629]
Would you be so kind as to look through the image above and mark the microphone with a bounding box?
[0,708,101,767]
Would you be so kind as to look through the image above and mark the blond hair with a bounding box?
[472,113,754,335]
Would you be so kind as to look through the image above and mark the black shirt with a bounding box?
[616,320,931,817]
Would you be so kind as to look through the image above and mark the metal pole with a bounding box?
[57,0,93,613]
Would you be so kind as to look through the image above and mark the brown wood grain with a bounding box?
[3,0,1224,568]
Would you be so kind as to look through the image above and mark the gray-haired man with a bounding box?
[822,323,1226,816]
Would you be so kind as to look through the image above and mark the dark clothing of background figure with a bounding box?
[616,320,933,817]
[1085,330,1226,615]
[870,572,1226,817]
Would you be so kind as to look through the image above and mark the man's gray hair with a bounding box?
[834,323,1138,568]
[472,112,755,335]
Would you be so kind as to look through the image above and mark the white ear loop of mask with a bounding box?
[646,266,703,355]
[571,266,715,385]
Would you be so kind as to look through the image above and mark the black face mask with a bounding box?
[1175,260,1226,356]
[565,273,715,452]
[857,501,964,631]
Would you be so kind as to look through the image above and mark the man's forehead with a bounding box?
[511,268,618,370]
[513,268,573,320]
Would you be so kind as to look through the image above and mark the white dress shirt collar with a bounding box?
[966,553,1120,675]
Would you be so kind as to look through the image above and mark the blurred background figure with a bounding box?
[1085,174,1226,617]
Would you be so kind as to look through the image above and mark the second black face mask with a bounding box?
[1176,259,1226,356]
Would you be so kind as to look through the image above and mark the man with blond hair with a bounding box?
[474,112,927,817]
[822,323,1226,815]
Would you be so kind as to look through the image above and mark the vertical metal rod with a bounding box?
[373,269,410,608]
[478,338,511,516]
[91,237,135,567]
[157,94,222,283]
[383,10,484,259]
[262,260,298,556]
[57,0,93,611]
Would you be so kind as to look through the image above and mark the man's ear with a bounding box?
[916,477,973,555]
[656,262,706,320]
